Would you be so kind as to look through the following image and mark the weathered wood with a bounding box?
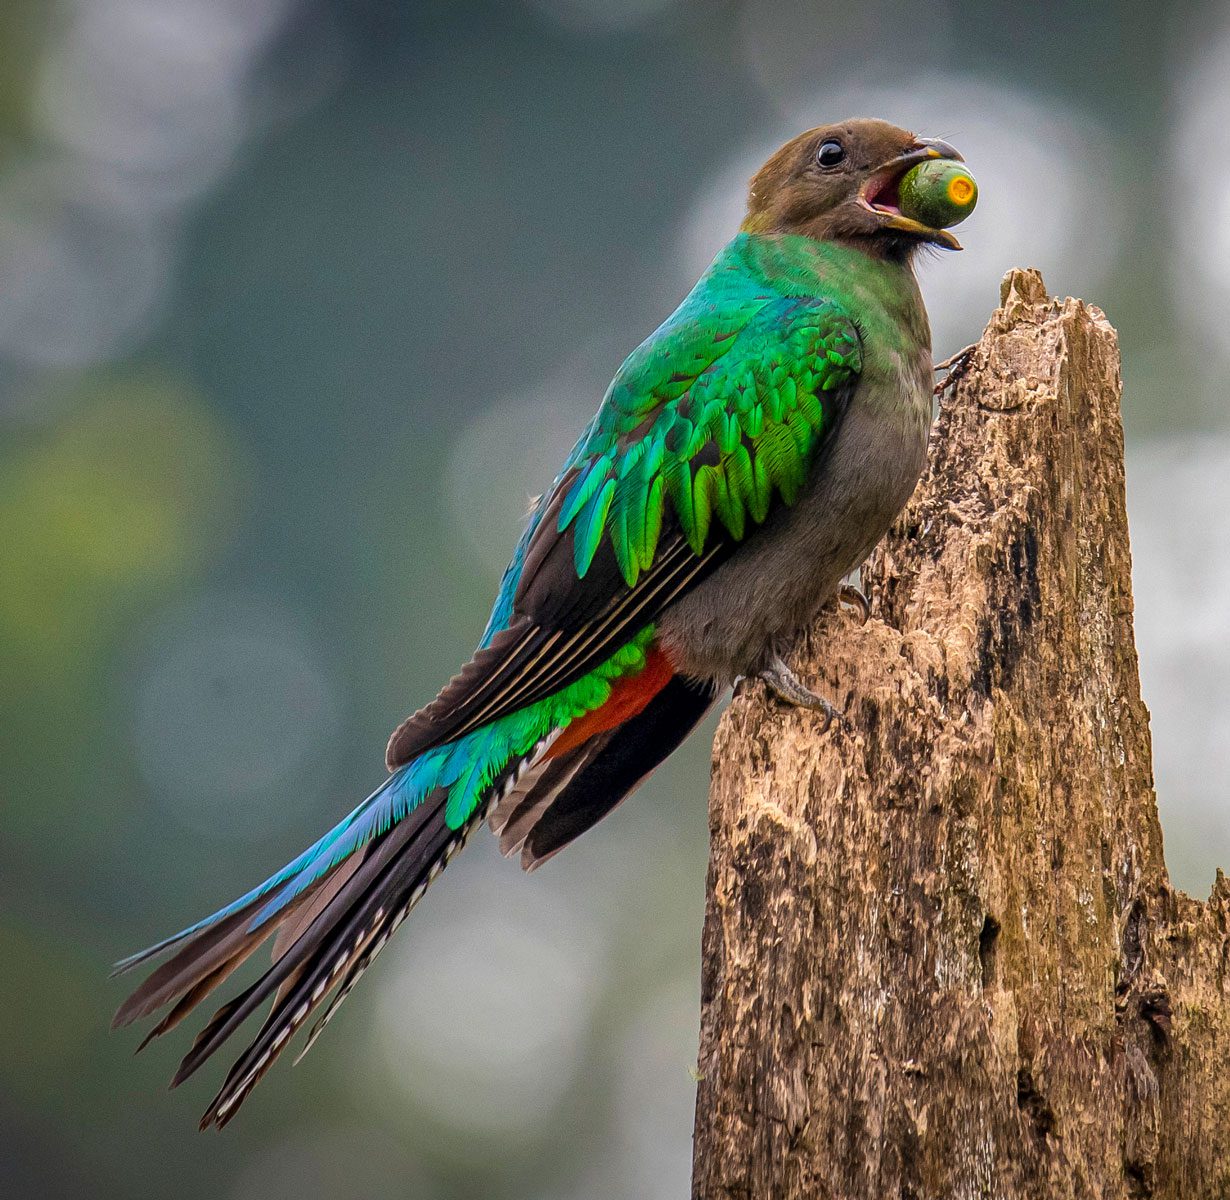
[692,269,1230,1200]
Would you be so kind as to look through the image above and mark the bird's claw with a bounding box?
[838,583,870,625]
[933,343,977,395]
[758,656,842,733]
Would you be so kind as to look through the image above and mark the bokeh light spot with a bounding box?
[1128,435,1230,894]
[444,351,611,580]
[132,591,342,833]
[367,866,607,1141]
[1170,20,1230,383]
[0,371,249,674]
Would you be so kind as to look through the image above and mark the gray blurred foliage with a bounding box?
[1,1,1227,1197]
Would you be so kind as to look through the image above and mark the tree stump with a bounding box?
[691,269,1230,1200]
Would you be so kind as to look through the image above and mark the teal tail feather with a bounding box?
[110,768,420,980]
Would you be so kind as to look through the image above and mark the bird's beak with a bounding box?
[860,138,966,250]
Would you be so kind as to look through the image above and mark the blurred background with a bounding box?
[2,0,1228,1196]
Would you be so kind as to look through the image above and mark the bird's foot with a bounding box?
[933,343,978,395]
[758,656,842,733]
[838,583,870,625]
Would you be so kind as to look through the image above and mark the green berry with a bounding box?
[898,161,978,230]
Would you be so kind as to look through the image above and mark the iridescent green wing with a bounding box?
[560,295,860,586]
[386,289,860,767]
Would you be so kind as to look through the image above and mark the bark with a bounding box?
[691,269,1230,1200]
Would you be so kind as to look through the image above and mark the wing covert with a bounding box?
[556,296,861,587]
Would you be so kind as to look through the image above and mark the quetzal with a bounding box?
[113,119,970,1128]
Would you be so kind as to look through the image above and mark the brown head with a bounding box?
[743,118,965,257]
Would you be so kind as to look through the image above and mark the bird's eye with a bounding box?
[816,139,845,168]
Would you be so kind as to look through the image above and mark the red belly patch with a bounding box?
[544,642,675,761]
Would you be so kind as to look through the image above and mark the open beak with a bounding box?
[859,138,966,250]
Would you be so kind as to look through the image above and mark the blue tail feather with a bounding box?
[115,708,548,974]
[113,765,424,975]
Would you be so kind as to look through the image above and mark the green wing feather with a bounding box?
[559,290,861,587]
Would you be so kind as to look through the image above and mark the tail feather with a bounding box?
[171,802,432,1092]
[289,816,474,1057]
[112,626,694,1127]
[114,745,537,1124]
[269,853,364,966]
[489,739,604,858]
[109,775,412,980]
[518,674,717,869]
[196,801,472,1128]
[295,810,480,1065]
[111,770,436,1035]
[134,962,253,1053]
[113,901,274,1031]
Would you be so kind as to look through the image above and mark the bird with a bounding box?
[112,118,968,1128]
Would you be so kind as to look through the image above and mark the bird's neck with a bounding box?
[730,233,930,355]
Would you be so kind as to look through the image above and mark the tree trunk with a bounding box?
[691,269,1230,1200]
